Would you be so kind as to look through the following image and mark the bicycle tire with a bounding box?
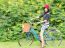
[44,28,62,47]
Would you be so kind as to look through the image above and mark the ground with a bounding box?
[0,40,65,48]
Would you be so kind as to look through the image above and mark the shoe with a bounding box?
[42,47,44,48]
[42,46,46,48]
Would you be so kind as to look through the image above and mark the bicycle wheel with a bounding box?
[18,32,34,47]
[44,27,62,47]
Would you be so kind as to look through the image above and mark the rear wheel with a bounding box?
[44,27,62,47]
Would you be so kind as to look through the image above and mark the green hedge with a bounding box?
[0,0,65,41]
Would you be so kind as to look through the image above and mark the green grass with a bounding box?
[0,40,65,48]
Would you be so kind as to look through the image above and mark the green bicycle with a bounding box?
[18,22,62,48]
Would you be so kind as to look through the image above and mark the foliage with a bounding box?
[0,0,65,41]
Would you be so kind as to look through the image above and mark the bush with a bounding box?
[0,0,65,41]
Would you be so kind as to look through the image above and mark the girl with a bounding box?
[38,4,50,48]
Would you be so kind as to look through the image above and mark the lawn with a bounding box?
[0,40,65,48]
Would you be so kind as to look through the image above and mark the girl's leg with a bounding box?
[40,30,45,48]
[40,24,49,48]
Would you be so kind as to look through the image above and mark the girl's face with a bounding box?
[44,8,48,12]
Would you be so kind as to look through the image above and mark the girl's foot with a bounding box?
[42,47,44,48]
[42,46,46,48]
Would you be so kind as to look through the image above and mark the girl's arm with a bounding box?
[36,12,44,18]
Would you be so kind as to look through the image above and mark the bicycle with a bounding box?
[18,18,62,48]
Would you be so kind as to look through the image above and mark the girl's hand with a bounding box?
[36,16,39,19]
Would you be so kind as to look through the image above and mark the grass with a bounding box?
[0,40,65,48]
